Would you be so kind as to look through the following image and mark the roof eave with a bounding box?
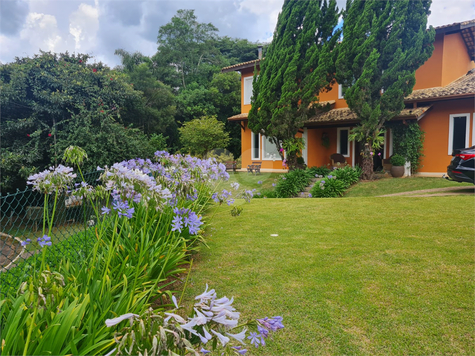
[221,60,261,73]
[404,92,475,103]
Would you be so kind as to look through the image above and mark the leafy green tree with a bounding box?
[115,49,178,147]
[179,116,230,158]
[208,72,242,158]
[336,0,435,179]
[248,0,340,170]
[215,37,267,65]
[0,51,148,191]
[153,9,223,89]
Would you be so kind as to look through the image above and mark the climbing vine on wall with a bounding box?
[388,121,425,173]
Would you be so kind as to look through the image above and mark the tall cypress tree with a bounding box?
[248,0,340,169]
[336,0,435,179]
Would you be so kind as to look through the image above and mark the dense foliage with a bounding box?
[310,166,362,198]
[0,52,156,191]
[275,169,313,198]
[388,121,425,173]
[1,10,265,191]
[0,149,283,355]
[179,116,230,158]
[336,0,435,179]
[248,0,340,170]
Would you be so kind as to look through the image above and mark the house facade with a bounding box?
[222,20,475,176]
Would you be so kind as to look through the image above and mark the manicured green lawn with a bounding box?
[216,171,283,192]
[345,176,473,197]
[186,197,474,355]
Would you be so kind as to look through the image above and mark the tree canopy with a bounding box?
[248,0,340,169]
[0,51,155,191]
[179,116,230,158]
[1,9,266,190]
[336,0,435,179]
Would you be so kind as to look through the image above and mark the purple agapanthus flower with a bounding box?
[101,206,111,215]
[112,200,134,219]
[37,235,52,247]
[171,215,183,232]
[21,238,31,246]
[248,332,261,348]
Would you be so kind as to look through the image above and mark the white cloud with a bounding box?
[69,2,99,52]
[429,0,475,27]
[238,0,282,41]
[20,12,62,52]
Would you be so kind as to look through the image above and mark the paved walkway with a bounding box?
[377,186,474,197]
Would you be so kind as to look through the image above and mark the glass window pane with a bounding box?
[339,129,348,156]
[453,116,467,151]
[252,132,260,159]
[263,136,280,160]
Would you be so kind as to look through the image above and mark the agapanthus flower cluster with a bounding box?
[163,285,283,355]
[21,235,52,248]
[319,180,325,190]
[211,189,234,206]
[171,207,203,235]
[241,189,256,203]
[100,162,171,205]
[27,165,77,194]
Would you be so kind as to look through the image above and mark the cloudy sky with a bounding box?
[1,0,474,67]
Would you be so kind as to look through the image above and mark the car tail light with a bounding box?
[452,170,463,174]
[456,153,475,160]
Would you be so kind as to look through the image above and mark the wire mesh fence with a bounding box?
[0,170,102,296]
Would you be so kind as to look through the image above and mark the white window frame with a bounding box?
[473,113,475,146]
[337,127,350,157]
[243,76,258,105]
[251,132,261,160]
[338,84,344,99]
[262,136,281,161]
[448,113,470,155]
[389,129,394,156]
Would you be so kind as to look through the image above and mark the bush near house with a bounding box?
[311,166,362,198]
[275,169,313,198]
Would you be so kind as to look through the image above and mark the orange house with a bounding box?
[222,20,475,176]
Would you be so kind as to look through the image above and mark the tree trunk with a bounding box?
[286,152,299,171]
[361,143,374,180]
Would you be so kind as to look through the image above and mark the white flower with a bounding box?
[180,318,198,335]
[193,308,209,325]
[164,312,186,324]
[195,284,216,302]
[226,328,248,344]
[172,295,179,309]
[211,296,235,313]
[105,313,138,327]
[212,314,239,328]
[210,329,230,347]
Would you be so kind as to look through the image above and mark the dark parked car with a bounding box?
[446,146,475,184]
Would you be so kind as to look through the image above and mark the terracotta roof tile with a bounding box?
[228,113,249,121]
[435,19,475,30]
[405,69,475,101]
[221,59,262,73]
[307,106,432,124]
[227,106,432,124]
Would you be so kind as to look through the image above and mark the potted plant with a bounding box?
[390,154,406,178]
